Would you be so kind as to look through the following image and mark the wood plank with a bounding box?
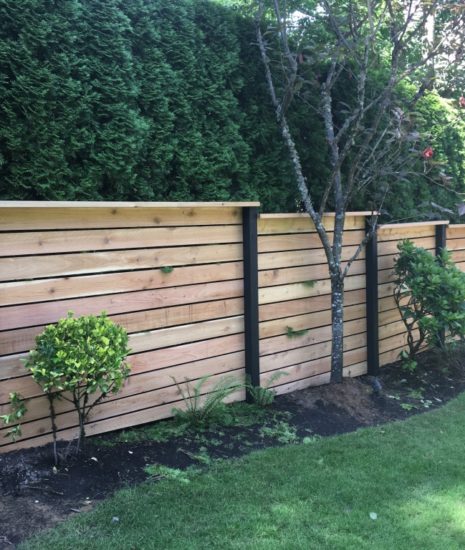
[0,243,243,282]
[0,225,243,258]
[259,289,366,322]
[257,215,366,234]
[0,261,243,306]
[1,333,245,382]
[0,389,246,453]
[378,268,396,285]
[379,329,420,354]
[379,319,409,341]
[0,371,246,442]
[257,230,365,253]
[260,321,366,356]
[377,236,436,256]
[1,351,245,414]
[379,220,448,230]
[129,316,243,354]
[268,359,368,389]
[378,225,435,242]
[0,298,244,357]
[271,363,367,396]
[259,303,366,339]
[0,206,245,231]
[379,341,427,367]
[447,226,465,239]
[258,245,365,270]
[379,307,402,327]
[259,261,365,288]
[444,238,465,252]
[261,346,366,374]
[0,279,243,331]
[259,274,365,305]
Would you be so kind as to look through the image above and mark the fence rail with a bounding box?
[0,201,456,452]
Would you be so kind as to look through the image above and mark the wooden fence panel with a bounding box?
[0,202,251,452]
[257,213,368,392]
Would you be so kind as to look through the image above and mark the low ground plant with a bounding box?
[171,375,243,427]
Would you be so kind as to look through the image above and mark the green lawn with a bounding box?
[22,394,465,550]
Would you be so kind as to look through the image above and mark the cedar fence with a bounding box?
[0,202,458,453]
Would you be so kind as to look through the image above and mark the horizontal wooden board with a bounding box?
[0,206,244,231]
[0,298,244,358]
[0,261,243,306]
[447,226,465,239]
[377,236,436,256]
[0,279,243,331]
[259,303,366,339]
[259,289,366,322]
[0,242,243,282]
[258,261,365,289]
[0,225,242,258]
[260,341,366,374]
[259,274,365,305]
[379,329,420,355]
[258,245,365,271]
[379,319,409,341]
[257,215,366,235]
[257,230,365,253]
[1,332,245,382]
[129,316,243,355]
[272,363,367,396]
[0,388,247,453]
[378,225,435,242]
[1,350,245,416]
[261,346,366,375]
[0,371,246,443]
[260,321,366,356]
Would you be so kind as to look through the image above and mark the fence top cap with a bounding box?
[260,211,377,218]
[378,220,449,229]
[0,201,261,208]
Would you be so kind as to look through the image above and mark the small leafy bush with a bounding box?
[25,312,130,456]
[394,240,465,361]
[0,392,27,442]
[246,371,288,407]
[172,375,243,427]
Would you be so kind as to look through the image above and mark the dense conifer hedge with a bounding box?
[0,0,463,217]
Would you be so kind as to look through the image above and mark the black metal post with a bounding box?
[365,220,380,376]
[435,224,447,258]
[435,223,447,347]
[242,207,260,402]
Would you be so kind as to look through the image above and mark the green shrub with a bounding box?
[25,312,130,457]
[394,240,465,361]
[172,375,243,428]
[246,371,288,407]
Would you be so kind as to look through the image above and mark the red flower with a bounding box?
[460,96,465,108]
[422,146,434,159]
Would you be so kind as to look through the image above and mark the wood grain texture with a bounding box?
[0,243,243,281]
[257,215,366,234]
[0,262,243,306]
[0,205,245,231]
[0,279,243,331]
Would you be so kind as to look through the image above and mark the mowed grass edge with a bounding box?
[21,393,465,550]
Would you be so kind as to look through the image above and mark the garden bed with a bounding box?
[1,347,465,548]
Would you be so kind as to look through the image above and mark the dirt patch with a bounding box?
[2,347,465,548]
[288,377,380,423]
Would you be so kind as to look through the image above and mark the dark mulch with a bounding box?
[1,347,465,548]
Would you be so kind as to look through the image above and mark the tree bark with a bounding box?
[330,273,345,384]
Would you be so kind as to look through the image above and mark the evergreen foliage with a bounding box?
[0,0,463,217]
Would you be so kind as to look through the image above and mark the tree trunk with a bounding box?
[330,274,345,384]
